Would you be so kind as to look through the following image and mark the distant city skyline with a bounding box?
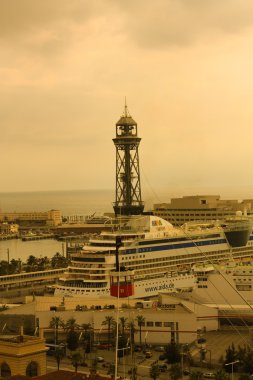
[1,1,253,195]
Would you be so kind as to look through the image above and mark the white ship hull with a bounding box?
[54,215,253,300]
[54,272,195,298]
[179,262,253,305]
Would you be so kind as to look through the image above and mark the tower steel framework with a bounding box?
[113,104,144,216]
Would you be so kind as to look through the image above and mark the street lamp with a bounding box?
[225,360,239,380]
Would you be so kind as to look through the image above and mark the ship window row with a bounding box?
[138,235,221,245]
[122,249,228,265]
[60,282,107,288]
[89,242,115,247]
[155,208,230,212]
[72,257,105,262]
[124,251,230,271]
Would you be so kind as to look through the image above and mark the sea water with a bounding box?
[0,189,114,216]
[0,189,114,262]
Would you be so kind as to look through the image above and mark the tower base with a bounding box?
[113,205,144,216]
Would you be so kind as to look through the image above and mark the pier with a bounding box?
[0,268,65,297]
[21,233,55,241]
[0,234,18,241]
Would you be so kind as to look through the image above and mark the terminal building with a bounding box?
[0,294,218,346]
[153,195,253,226]
[0,210,62,227]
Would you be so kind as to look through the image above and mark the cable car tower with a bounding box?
[113,102,144,216]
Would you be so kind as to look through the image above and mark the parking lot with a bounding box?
[47,329,252,379]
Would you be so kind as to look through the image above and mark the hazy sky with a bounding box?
[2,0,253,201]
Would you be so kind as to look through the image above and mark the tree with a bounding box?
[9,259,21,274]
[0,261,9,275]
[238,375,252,380]
[102,315,115,349]
[214,369,229,380]
[81,323,93,354]
[49,316,64,345]
[135,315,145,346]
[168,363,181,380]
[165,342,181,364]
[127,320,136,349]
[119,316,128,338]
[66,330,79,351]
[51,252,68,269]
[149,364,160,380]
[53,347,65,370]
[65,318,80,352]
[224,343,237,372]
[189,370,204,380]
[37,256,50,271]
[26,255,38,271]
[64,317,79,332]
[237,344,253,374]
[129,366,137,380]
[71,351,83,372]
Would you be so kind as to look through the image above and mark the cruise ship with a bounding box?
[180,260,253,306]
[53,214,253,299]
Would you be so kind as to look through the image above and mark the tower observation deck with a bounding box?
[113,104,144,216]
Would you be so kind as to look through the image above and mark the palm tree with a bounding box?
[81,323,93,354]
[49,316,64,345]
[119,316,128,338]
[135,315,145,346]
[127,320,136,357]
[168,363,181,380]
[64,317,79,332]
[53,347,65,370]
[64,317,80,352]
[149,364,160,380]
[214,369,229,380]
[129,366,137,380]
[71,351,83,372]
[102,315,115,349]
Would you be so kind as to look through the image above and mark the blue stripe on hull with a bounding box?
[125,239,227,254]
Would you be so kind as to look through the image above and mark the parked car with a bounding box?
[145,351,152,358]
[159,354,166,361]
[134,345,142,352]
[203,373,215,378]
[96,356,105,363]
[154,346,165,352]
[158,364,168,372]
[97,343,113,349]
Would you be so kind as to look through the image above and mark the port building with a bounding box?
[0,294,218,346]
[153,195,253,225]
[0,210,62,227]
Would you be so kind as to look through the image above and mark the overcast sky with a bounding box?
[1,0,253,201]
